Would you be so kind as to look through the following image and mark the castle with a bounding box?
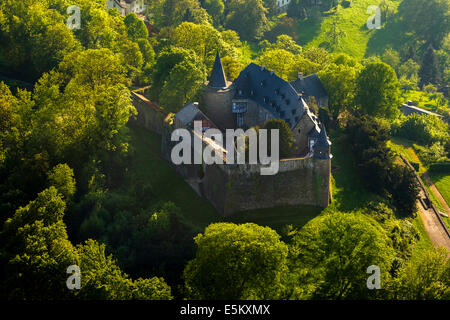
[158,52,332,216]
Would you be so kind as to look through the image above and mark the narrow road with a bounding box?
[417,189,450,250]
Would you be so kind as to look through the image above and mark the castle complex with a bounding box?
[158,52,332,216]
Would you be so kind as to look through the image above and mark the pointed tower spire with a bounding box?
[209,50,227,89]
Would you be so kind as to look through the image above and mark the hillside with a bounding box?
[296,0,406,59]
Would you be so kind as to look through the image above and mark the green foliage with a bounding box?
[47,164,76,201]
[152,0,211,29]
[124,13,149,41]
[345,116,420,216]
[2,187,78,299]
[289,212,395,299]
[402,0,450,48]
[318,63,359,119]
[225,0,268,41]
[356,62,401,119]
[76,239,172,300]
[203,0,225,26]
[0,0,81,81]
[172,22,239,66]
[388,247,450,299]
[184,223,288,299]
[263,119,294,158]
[260,35,303,55]
[381,48,401,73]
[151,47,206,112]
[397,114,449,146]
[419,45,441,88]
[221,56,245,81]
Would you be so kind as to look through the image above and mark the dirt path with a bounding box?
[417,189,450,250]
[423,172,450,216]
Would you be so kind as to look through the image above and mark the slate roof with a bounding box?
[233,63,308,128]
[290,74,328,100]
[209,51,228,89]
[175,103,216,130]
[313,123,332,160]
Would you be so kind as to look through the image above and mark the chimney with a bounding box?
[298,72,303,79]
[407,100,413,106]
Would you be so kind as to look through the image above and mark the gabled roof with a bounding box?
[175,102,216,130]
[233,63,308,128]
[290,74,328,100]
[209,51,228,89]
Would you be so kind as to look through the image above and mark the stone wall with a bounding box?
[161,124,331,216]
[130,92,168,134]
[203,156,331,216]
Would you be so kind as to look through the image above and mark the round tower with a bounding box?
[203,51,236,130]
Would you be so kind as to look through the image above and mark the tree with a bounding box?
[263,119,294,157]
[2,187,79,300]
[381,48,401,73]
[221,56,245,81]
[172,22,236,65]
[419,45,441,88]
[153,47,207,112]
[389,165,420,217]
[324,5,346,51]
[345,116,394,193]
[355,62,401,119]
[124,13,149,41]
[403,0,450,48]
[256,49,297,81]
[389,247,450,300]
[318,63,359,119]
[261,35,302,55]
[203,0,225,26]
[156,0,211,28]
[289,213,395,299]
[262,0,278,17]
[76,239,172,300]
[0,0,81,81]
[398,59,420,84]
[225,0,268,41]
[184,223,288,299]
[47,164,76,201]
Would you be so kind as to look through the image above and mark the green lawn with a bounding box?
[411,214,434,258]
[128,123,219,230]
[297,0,404,59]
[428,173,450,206]
[388,137,427,174]
[400,90,448,113]
[329,129,384,211]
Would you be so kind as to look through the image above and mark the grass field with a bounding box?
[297,0,405,59]
[128,123,219,230]
[400,90,449,113]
